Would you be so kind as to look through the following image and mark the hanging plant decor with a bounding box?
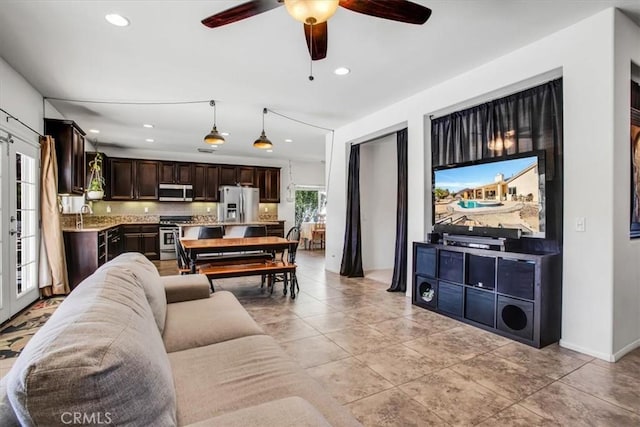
[86,153,105,200]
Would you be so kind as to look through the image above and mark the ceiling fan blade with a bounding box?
[304,22,328,61]
[339,0,432,25]
[201,0,282,28]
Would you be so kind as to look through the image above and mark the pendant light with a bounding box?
[253,108,273,149]
[204,100,225,145]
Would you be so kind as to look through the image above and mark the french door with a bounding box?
[0,131,40,324]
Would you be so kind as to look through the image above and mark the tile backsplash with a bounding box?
[63,201,279,223]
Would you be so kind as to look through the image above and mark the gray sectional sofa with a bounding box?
[0,253,360,426]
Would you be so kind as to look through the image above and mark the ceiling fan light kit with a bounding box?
[204,100,226,145]
[285,0,339,24]
[201,0,432,62]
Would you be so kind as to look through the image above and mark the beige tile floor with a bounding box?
[158,250,640,426]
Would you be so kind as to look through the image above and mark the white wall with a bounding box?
[326,8,638,361]
[612,12,640,358]
[0,56,44,141]
[359,134,397,272]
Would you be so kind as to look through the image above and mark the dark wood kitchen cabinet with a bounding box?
[64,229,108,290]
[135,160,159,200]
[257,167,281,202]
[219,165,256,186]
[121,224,159,260]
[107,158,158,200]
[193,164,219,201]
[44,118,86,195]
[160,162,193,185]
[108,158,135,200]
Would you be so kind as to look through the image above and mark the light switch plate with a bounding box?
[575,217,586,232]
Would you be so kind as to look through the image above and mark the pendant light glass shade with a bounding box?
[284,0,339,24]
[204,100,225,145]
[254,108,273,149]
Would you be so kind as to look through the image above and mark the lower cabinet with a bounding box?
[122,224,160,260]
[412,242,561,348]
[64,228,111,290]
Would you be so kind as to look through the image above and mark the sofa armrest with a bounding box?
[162,275,210,303]
[183,397,333,427]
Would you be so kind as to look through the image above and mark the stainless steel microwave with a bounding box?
[159,184,193,202]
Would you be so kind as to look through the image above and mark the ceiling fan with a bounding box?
[201,0,432,61]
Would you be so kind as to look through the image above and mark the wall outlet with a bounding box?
[106,205,111,213]
[264,207,268,213]
[206,207,211,213]
[144,207,149,214]
[575,217,586,232]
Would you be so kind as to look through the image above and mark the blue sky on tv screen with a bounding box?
[434,156,537,193]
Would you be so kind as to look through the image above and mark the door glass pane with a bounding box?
[16,152,37,296]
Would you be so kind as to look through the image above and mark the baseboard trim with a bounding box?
[612,337,640,362]
[559,339,615,362]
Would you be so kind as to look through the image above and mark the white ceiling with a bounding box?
[1,0,639,162]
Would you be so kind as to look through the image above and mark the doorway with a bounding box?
[295,187,326,250]
[0,130,40,324]
[359,134,397,283]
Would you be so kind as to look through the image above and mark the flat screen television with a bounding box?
[433,152,546,239]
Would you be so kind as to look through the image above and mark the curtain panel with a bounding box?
[431,78,563,242]
[340,144,364,277]
[388,128,408,292]
[39,136,69,296]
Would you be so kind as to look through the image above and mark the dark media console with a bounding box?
[412,241,562,348]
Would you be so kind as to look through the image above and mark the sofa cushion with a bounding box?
[169,334,361,426]
[103,252,167,333]
[163,291,264,353]
[162,274,211,303]
[0,377,19,427]
[6,266,176,426]
[184,397,331,427]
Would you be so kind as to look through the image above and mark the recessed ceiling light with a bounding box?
[334,67,350,76]
[143,124,154,128]
[145,138,154,143]
[266,149,273,153]
[105,13,130,27]
[221,132,230,136]
[284,138,293,142]
[89,129,100,134]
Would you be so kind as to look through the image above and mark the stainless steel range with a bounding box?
[159,216,194,260]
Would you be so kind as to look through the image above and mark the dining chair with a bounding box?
[310,222,325,250]
[173,230,191,275]
[243,225,267,237]
[270,226,300,296]
[198,226,224,239]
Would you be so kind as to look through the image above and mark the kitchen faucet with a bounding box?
[76,203,92,229]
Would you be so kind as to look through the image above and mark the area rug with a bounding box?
[0,297,64,359]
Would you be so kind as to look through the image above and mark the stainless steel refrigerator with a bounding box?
[218,186,260,223]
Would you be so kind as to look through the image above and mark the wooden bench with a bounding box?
[198,261,299,299]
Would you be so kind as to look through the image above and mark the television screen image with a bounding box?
[433,155,545,238]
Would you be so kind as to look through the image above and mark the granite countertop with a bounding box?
[63,219,284,233]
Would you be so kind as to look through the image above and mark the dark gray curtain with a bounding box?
[432,78,563,243]
[340,144,364,277]
[388,129,408,292]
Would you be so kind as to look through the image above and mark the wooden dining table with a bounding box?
[180,236,294,274]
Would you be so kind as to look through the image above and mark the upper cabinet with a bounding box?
[219,165,256,186]
[160,162,193,185]
[104,157,277,202]
[257,167,281,202]
[108,158,159,200]
[44,118,86,195]
[136,160,159,199]
[193,164,219,201]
